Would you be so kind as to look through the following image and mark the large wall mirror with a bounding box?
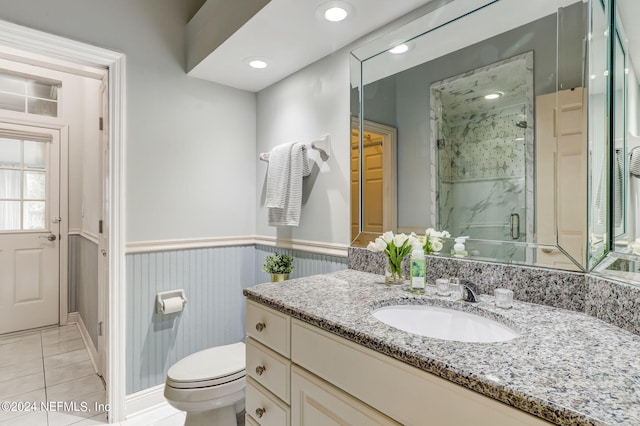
[594,0,640,283]
[350,0,607,271]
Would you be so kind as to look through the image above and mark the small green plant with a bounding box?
[263,253,294,274]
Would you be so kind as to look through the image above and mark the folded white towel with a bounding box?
[631,147,640,177]
[266,142,311,227]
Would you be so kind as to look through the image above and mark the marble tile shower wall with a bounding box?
[349,247,640,335]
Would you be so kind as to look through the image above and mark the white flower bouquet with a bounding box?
[422,228,450,254]
[367,231,417,284]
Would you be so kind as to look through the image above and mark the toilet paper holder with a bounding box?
[156,289,187,314]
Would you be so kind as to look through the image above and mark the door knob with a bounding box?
[39,234,57,242]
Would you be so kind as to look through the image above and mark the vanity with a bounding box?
[243,270,640,426]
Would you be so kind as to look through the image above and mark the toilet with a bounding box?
[164,342,246,426]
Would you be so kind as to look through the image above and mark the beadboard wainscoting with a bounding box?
[125,241,347,394]
[68,233,100,348]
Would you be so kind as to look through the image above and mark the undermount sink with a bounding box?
[372,305,519,343]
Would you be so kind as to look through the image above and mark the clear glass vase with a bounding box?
[384,257,404,285]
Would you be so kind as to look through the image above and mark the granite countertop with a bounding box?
[243,269,640,426]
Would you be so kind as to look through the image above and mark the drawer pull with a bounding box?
[255,365,266,376]
[255,407,266,418]
[255,322,266,332]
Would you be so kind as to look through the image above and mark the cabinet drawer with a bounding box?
[245,413,260,426]
[246,300,290,357]
[247,337,291,403]
[246,376,290,426]
[292,366,400,425]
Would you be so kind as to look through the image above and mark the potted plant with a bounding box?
[263,253,294,282]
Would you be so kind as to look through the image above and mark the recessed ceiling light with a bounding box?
[243,57,268,69]
[317,1,353,23]
[389,44,409,54]
[484,92,503,100]
[325,7,348,21]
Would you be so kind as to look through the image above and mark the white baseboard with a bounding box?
[68,311,100,374]
[124,384,171,419]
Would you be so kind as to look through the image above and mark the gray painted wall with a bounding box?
[255,50,351,245]
[68,235,99,348]
[125,244,346,394]
[0,0,257,243]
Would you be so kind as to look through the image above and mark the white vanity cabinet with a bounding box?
[246,300,552,426]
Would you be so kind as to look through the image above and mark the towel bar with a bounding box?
[260,135,331,162]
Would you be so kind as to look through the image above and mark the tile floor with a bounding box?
[0,324,107,426]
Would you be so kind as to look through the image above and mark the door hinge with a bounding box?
[98,220,103,234]
[98,321,103,337]
[99,117,104,131]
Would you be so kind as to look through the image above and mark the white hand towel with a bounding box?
[267,142,310,227]
[265,142,295,209]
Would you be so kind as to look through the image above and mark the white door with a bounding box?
[0,124,60,334]
[535,88,586,270]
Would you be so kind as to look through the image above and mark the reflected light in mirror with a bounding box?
[484,91,504,100]
[389,44,410,54]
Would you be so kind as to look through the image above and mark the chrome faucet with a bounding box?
[460,280,480,303]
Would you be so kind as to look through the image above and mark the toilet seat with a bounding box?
[166,342,246,390]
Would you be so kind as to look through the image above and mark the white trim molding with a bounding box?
[69,229,100,244]
[126,235,349,257]
[123,384,171,419]
[126,235,256,254]
[68,312,100,374]
[0,19,128,423]
[254,235,349,257]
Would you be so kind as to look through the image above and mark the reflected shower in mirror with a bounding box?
[351,0,591,270]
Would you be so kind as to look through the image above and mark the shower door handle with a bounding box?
[510,213,520,240]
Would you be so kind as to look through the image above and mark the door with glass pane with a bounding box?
[0,125,60,334]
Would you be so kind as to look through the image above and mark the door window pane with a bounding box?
[24,140,45,169]
[0,71,59,117]
[24,171,45,200]
[27,99,57,117]
[27,81,57,100]
[0,136,49,231]
[0,169,21,198]
[0,200,20,230]
[23,201,45,230]
[0,137,21,167]
[0,74,25,95]
[0,92,25,113]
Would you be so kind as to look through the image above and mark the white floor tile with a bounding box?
[0,371,44,400]
[2,409,47,425]
[0,339,42,367]
[43,338,87,358]
[0,358,43,383]
[45,359,96,387]
[41,326,81,346]
[71,412,109,425]
[44,349,90,370]
[0,389,46,423]
[48,409,108,426]
[0,332,41,347]
[46,374,105,402]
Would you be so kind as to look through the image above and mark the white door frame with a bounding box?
[0,20,127,422]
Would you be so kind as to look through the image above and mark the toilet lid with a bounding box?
[167,342,246,388]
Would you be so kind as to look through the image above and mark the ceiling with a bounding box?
[186,0,434,92]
